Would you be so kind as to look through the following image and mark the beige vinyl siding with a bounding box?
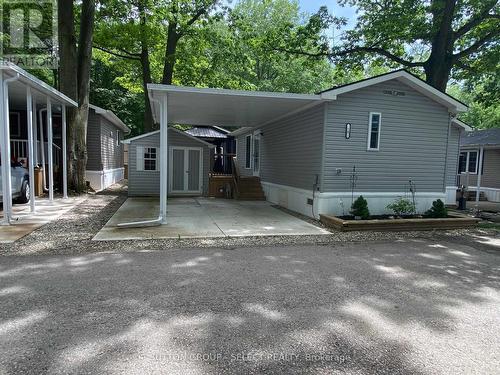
[459,148,500,189]
[128,129,211,196]
[322,80,451,193]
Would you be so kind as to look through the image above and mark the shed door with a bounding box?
[169,147,203,194]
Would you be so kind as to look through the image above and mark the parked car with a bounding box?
[0,164,30,204]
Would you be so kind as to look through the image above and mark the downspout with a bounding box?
[118,91,164,228]
[1,73,20,225]
[442,114,452,196]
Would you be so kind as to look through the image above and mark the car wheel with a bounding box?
[18,180,30,204]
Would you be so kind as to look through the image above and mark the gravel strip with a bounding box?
[1,187,499,256]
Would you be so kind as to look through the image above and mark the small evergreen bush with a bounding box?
[386,197,416,217]
[425,199,448,218]
[351,196,370,219]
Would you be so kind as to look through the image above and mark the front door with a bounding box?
[169,147,203,194]
[253,131,261,176]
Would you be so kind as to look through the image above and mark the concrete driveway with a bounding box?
[1,239,499,374]
[94,197,329,240]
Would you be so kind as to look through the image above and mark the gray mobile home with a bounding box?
[124,127,214,196]
[139,69,468,222]
[459,127,500,202]
[85,105,130,191]
[231,71,469,217]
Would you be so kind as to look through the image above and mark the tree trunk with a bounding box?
[161,22,179,85]
[424,0,456,91]
[139,0,154,132]
[57,0,78,190]
[72,0,95,192]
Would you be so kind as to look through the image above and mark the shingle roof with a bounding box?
[461,128,500,146]
[185,126,228,139]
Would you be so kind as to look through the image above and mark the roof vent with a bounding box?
[383,90,406,96]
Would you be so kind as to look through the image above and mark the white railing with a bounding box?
[10,139,61,166]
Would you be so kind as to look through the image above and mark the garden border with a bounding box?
[319,213,479,232]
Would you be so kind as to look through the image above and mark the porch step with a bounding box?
[236,177,266,201]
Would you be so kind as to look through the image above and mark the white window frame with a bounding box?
[143,147,158,171]
[367,112,382,151]
[245,134,252,169]
[116,130,120,146]
[459,150,479,175]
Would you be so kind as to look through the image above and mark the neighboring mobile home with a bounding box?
[85,105,130,191]
[137,69,468,223]
[459,127,500,202]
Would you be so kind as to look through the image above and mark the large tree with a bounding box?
[58,0,96,192]
[281,0,500,91]
[94,0,222,132]
[174,0,336,93]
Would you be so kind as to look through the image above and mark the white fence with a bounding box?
[10,139,61,166]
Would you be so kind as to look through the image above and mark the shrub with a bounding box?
[386,197,416,217]
[425,199,448,218]
[351,196,370,219]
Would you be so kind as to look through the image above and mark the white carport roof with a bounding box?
[147,84,324,128]
[147,70,467,130]
[1,61,77,109]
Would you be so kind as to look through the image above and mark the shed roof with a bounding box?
[122,127,215,148]
[185,126,229,139]
[461,128,500,147]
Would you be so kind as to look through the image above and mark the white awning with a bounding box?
[147,84,324,128]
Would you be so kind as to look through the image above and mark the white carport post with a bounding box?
[33,97,38,165]
[1,72,20,225]
[159,93,168,224]
[39,109,47,190]
[475,146,484,209]
[26,87,36,213]
[62,104,68,199]
[0,72,5,225]
[46,97,54,202]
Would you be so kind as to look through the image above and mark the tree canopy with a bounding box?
[76,0,500,134]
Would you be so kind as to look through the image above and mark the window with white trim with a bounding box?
[116,130,120,146]
[367,112,381,150]
[458,150,479,174]
[144,147,157,171]
[245,134,252,169]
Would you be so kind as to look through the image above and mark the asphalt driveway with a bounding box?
[1,239,499,374]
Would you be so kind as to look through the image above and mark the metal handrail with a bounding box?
[231,156,240,199]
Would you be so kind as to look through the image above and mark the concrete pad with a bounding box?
[0,197,85,243]
[94,197,329,241]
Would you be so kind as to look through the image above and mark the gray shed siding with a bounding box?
[100,117,124,170]
[235,104,325,189]
[446,125,461,186]
[86,108,125,171]
[86,109,101,170]
[459,148,500,188]
[128,129,211,196]
[322,80,451,193]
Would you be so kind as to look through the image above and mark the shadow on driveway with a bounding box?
[0,238,499,374]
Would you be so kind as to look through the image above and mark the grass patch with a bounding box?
[477,222,500,230]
